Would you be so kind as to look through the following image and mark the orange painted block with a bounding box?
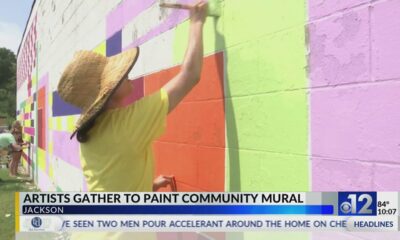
[37,87,46,109]
[160,100,225,147]
[145,53,225,192]
[154,142,198,187]
[184,52,224,102]
[144,52,224,102]
[154,142,225,191]
[196,146,225,191]
[176,182,203,192]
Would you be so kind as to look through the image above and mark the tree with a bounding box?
[0,48,17,126]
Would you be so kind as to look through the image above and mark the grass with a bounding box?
[0,167,38,240]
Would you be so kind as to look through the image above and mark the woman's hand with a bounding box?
[190,0,208,24]
[153,175,176,192]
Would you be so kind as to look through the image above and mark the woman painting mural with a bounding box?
[57,1,207,195]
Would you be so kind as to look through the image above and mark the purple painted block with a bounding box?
[311,81,400,164]
[52,130,81,170]
[312,158,373,191]
[373,163,400,190]
[308,6,370,87]
[309,0,370,20]
[106,30,122,57]
[371,0,400,80]
[52,91,81,117]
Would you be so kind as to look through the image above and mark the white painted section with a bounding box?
[53,157,85,191]
[129,29,175,79]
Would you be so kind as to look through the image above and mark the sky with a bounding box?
[0,0,34,54]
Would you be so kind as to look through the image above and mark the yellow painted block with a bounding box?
[66,116,77,132]
[32,74,37,85]
[37,148,46,172]
[56,117,63,131]
[49,117,53,130]
[49,163,54,179]
[93,42,106,56]
[24,104,29,114]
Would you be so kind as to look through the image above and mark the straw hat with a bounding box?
[57,47,139,139]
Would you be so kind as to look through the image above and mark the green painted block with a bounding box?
[173,20,189,64]
[226,90,308,154]
[224,0,306,47]
[234,150,309,191]
[19,101,26,110]
[225,91,309,191]
[173,16,225,64]
[226,27,308,96]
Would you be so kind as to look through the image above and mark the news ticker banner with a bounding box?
[15,192,399,232]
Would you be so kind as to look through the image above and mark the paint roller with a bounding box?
[159,0,221,17]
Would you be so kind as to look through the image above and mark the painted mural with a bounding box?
[16,0,400,239]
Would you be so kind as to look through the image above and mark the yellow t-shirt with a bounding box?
[80,89,169,192]
[71,90,168,240]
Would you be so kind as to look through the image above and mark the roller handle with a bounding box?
[159,3,192,10]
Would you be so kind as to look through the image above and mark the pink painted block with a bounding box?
[24,127,35,136]
[123,0,190,50]
[373,163,400,190]
[371,0,400,80]
[120,78,144,107]
[82,177,88,192]
[313,232,400,240]
[312,158,373,191]
[107,0,157,39]
[106,3,124,39]
[309,0,370,20]
[312,232,363,240]
[52,130,81,170]
[38,168,55,191]
[311,81,400,164]
[309,6,370,87]
[122,0,155,26]
[157,233,211,240]
[38,73,49,89]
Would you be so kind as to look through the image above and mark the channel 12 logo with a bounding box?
[338,192,377,216]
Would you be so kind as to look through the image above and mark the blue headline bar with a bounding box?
[22,205,334,215]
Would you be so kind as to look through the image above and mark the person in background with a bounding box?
[8,121,29,176]
[0,131,23,177]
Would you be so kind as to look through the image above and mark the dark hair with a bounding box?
[76,118,96,143]
[75,72,130,143]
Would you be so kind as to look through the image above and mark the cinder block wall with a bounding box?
[16,0,399,201]
[309,0,400,191]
